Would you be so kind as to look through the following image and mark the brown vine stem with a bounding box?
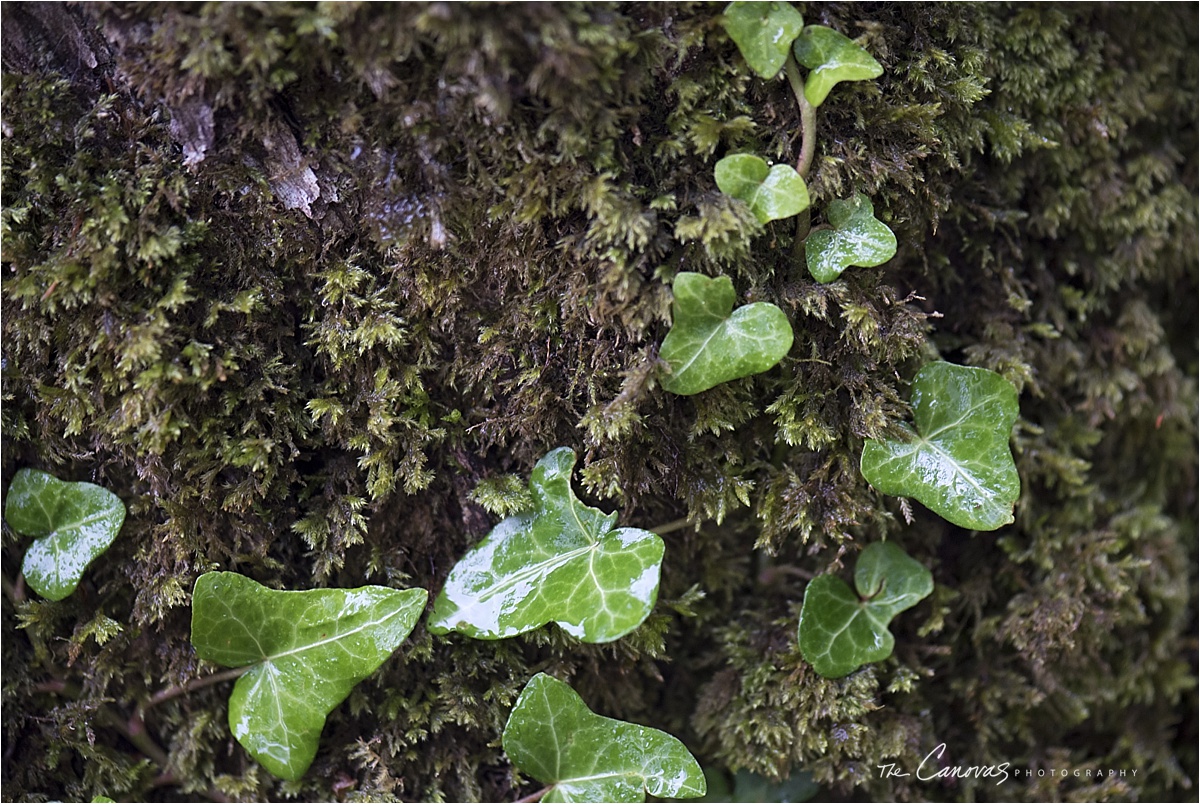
[515,786,553,803]
[2,572,26,605]
[649,517,693,536]
[143,665,251,712]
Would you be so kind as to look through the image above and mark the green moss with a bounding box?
[2,2,1196,801]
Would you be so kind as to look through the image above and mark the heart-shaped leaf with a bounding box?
[804,192,897,283]
[792,25,883,107]
[714,153,810,224]
[798,542,932,678]
[190,572,427,780]
[504,673,706,803]
[428,448,663,643]
[722,1,805,79]
[4,469,126,602]
[860,362,1020,530]
[659,272,794,395]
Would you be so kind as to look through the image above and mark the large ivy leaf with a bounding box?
[504,673,706,803]
[722,2,805,79]
[428,448,663,643]
[860,362,1020,530]
[4,468,126,601]
[659,272,794,396]
[792,25,883,107]
[804,192,897,283]
[797,542,932,678]
[190,572,427,780]
[714,153,810,224]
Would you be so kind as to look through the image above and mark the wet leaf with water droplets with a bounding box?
[659,272,794,395]
[798,542,932,678]
[804,192,896,283]
[190,572,426,780]
[504,673,706,802]
[4,469,126,601]
[714,153,809,224]
[428,448,663,643]
[722,1,805,79]
[860,362,1020,530]
[792,25,883,107]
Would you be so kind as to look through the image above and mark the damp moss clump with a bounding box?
[2,4,1196,801]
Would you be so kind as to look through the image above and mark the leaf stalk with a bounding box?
[143,665,251,711]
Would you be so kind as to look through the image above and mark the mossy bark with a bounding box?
[2,3,1196,801]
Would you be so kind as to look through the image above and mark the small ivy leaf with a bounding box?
[792,25,883,107]
[659,272,794,396]
[798,542,933,678]
[3,469,126,602]
[803,192,897,283]
[721,2,805,79]
[714,153,810,224]
[860,362,1021,530]
[428,448,663,643]
[190,572,427,780]
[504,673,706,803]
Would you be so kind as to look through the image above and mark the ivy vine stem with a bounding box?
[1,572,25,605]
[143,665,251,711]
[783,53,817,179]
[514,785,552,803]
[649,516,693,536]
[783,52,816,255]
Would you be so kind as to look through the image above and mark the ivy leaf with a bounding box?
[722,1,805,79]
[860,362,1020,530]
[714,153,810,224]
[4,469,126,602]
[792,25,883,107]
[659,272,794,395]
[803,192,897,283]
[503,673,706,803]
[428,448,663,643]
[190,572,427,780]
[797,542,933,678]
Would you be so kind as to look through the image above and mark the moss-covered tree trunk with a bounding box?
[3,3,1196,801]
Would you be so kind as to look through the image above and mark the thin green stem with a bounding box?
[783,54,817,179]
[784,53,817,260]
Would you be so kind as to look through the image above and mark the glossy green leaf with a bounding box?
[722,2,805,79]
[714,153,810,224]
[428,448,663,643]
[659,272,794,395]
[798,542,932,678]
[804,192,897,283]
[190,572,427,780]
[4,469,126,602]
[792,25,883,107]
[861,362,1020,530]
[504,673,706,803]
